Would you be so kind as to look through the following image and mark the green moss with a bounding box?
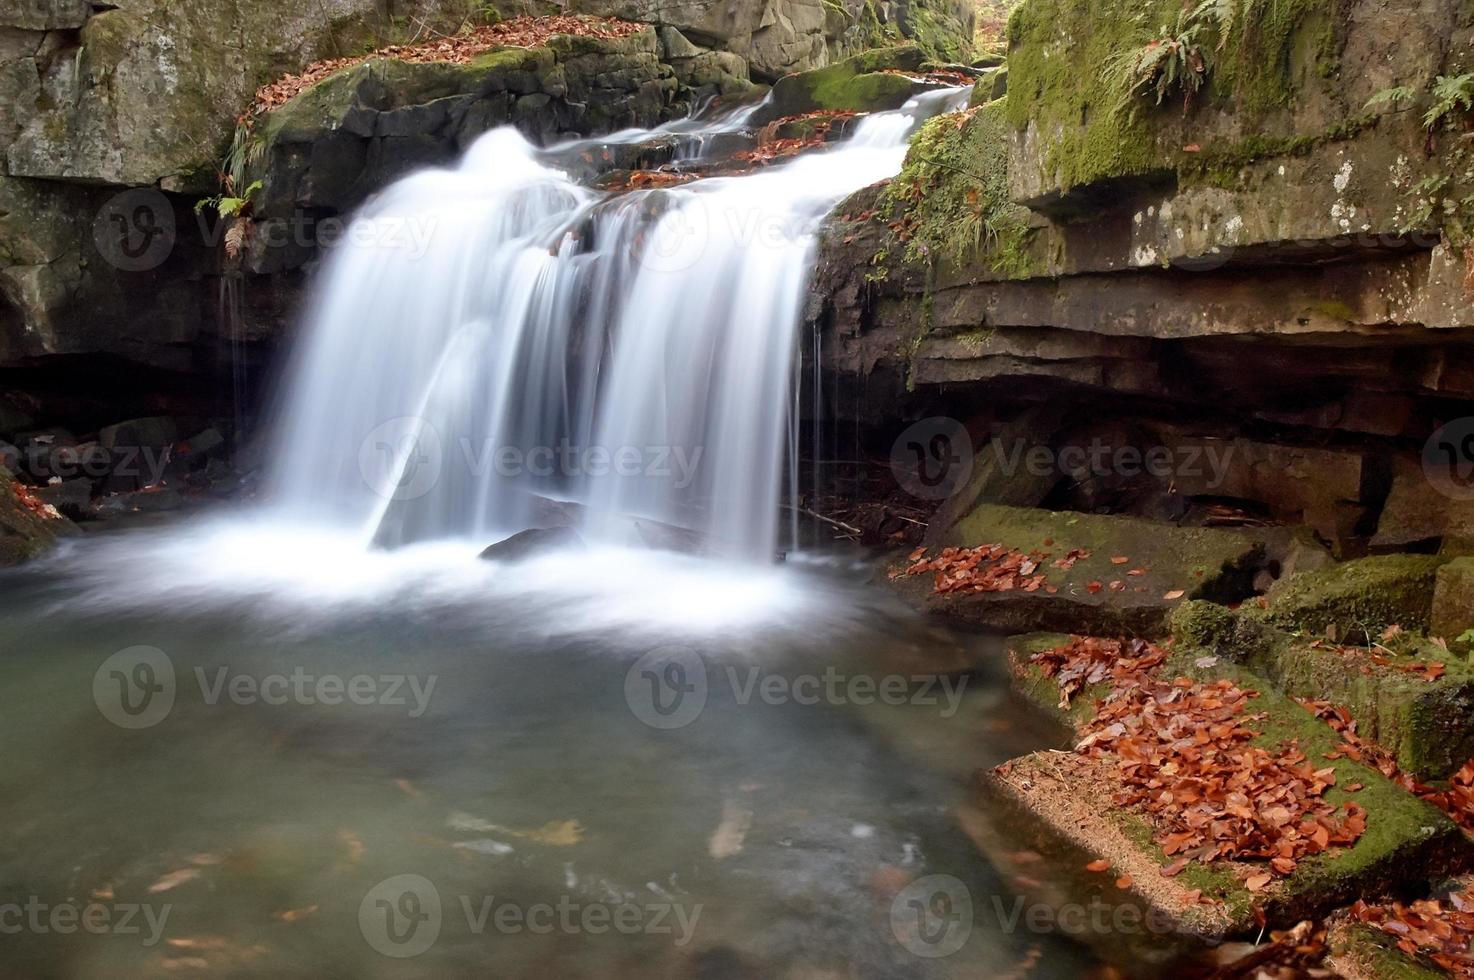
[1004,0,1352,198]
[1331,924,1449,980]
[884,100,1034,272]
[767,45,929,115]
[1258,554,1451,639]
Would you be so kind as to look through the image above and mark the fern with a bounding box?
[1363,85,1418,113]
[1425,73,1474,132]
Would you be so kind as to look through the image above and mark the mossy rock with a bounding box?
[0,470,76,566]
[1432,558,1474,651]
[890,503,1266,636]
[1173,600,1474,780]
[755,44,930,121]
[1257,554,1451,640]
[1326,921,1449,980]
[988,645,1469,937]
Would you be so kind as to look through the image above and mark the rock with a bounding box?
[1258,554,1451,639]
[0,468,77,564]
[1326,918,1447,980]
[99,416,179,452]
[1173,601,1474,780]
[968,64,1005,104]
[92,487,184,517]
[1432,558,1474,648]
[1373,456,1474,552]
[180,427,226,458]
[478,525,586,562]
[753,44,932,122]
[995,644,1468,935]
[35,477,93,513]
[891,503,1268,636]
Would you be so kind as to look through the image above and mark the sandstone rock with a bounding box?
[996,642,1468,933]
[892,503,1268,636]
[1432,557,1474,648]
[753,44,931,122]
[1259,554,1450,639]
[1373,455,1474,551]
[479,525,586,562]
[250,33,691,244]
[1174,600,1474,779]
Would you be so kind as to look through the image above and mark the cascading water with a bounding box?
[269,89,968,561]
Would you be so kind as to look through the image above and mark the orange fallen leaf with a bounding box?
[1086,859,1111,872]
[1115,875,1134,890]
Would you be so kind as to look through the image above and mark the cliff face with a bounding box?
[807,0,1474,557]
[0,0,971,382]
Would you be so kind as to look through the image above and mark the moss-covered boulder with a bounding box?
[754,44,933,121]
[1173,601,1474,780]
[992,644,1468,936]
[1257,554,1450,639]
[890,503,1267,636]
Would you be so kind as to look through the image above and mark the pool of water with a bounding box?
[0,516,1104,978]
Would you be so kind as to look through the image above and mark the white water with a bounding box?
[268,89,968,562]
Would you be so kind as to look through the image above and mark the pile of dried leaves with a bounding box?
[250,15,643,115]
[1032,638,1367,887]
[892,543,1054,595]
[1302,698,1474,835]
[1349,894,1474,975]
[1029,635,1166,708]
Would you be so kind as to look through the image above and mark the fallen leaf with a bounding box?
[1086,859,1112,872]
[148,868,202,894]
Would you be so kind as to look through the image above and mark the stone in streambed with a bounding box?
[891,503,1267,636]
[478,526,586,563]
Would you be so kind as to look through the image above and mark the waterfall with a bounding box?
[268,89,968,561]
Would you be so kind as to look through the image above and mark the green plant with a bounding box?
[1363,85,1418,114]
[1426,73,1474,132]
[195,116,267,259]
[1100,0,1303,119]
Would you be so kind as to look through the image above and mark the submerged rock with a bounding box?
[478,525,586,562]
